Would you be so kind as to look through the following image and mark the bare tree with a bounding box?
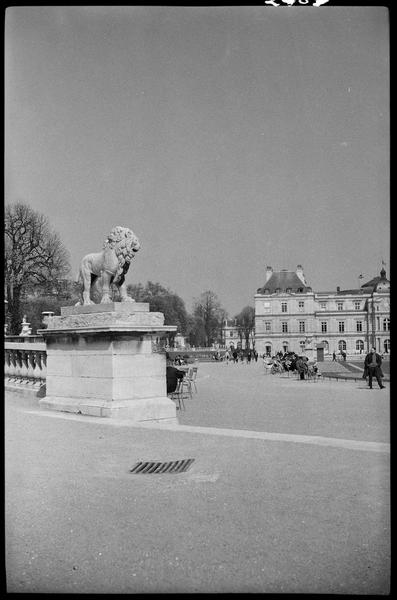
[5,202,70,333]
[235,306,255,350]
[193,290,226,347]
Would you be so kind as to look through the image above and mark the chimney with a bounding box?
[296,265,306,285]
[265,266,273,282]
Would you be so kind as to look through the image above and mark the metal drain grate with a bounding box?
[129,459,195,474]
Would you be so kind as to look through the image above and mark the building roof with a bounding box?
[224,319,238,327]
[360,268,390,292]
[257,270,311,294]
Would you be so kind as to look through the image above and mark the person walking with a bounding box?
[332,351,337,361]
[295,356,308,380]
[363,347,385,389]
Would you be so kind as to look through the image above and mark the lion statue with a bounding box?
[75,226,141,305]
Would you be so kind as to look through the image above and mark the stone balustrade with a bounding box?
[4,340,47,389]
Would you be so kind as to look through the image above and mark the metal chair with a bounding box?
[183,366,198,395]
[169,377,186,410]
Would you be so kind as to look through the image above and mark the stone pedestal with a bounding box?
[303,346,315,362]
[38,303,177,422]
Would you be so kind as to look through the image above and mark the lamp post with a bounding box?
[370,298,381,352]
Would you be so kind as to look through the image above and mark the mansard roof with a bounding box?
[361,268,390,292]
[257,270,311,294]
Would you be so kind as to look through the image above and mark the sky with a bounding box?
[5,5,389,316]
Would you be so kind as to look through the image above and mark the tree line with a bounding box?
[4,202,255,347]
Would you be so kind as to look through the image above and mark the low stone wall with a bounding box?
[4,339,47,392]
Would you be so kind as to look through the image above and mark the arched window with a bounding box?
[282,342,288,353]
[321,340,329,353]
[299,340,305,351]
[338,340,346,351]
[356,340,364,352]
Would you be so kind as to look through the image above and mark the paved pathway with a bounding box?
[5,362,390,594]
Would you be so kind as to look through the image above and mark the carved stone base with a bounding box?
[39,395,177,422]
[38,304,177,422]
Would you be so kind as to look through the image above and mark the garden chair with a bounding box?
[182,366,198,396]
[168,377,187,411]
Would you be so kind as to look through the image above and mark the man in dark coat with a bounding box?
[364,347,385,389]
[166,357,185,394]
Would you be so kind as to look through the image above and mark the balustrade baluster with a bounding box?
[20,350,30,383]
[8,350,17,381]
[39,351,47,382]
[27,351,36,385]
[5,350,12,381]
[14,351,23,382]
[30,350,40,387]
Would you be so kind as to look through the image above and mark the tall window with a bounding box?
[263,302,270,313]
[320,302,327,310]
[281,321,288,333]
[265,321,271,332]
[338,321,345,333]
[298,301,305,311]
[356,321,363,332]
[281,302,287,313]
[383,318,390,331]
[321,321,327,333]
[299,321,305,333]
[337,302,344,311]
[338,340,346,351]
[356,340,364,352]
[354,301,361,310]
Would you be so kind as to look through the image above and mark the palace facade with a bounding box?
[254,265,390,357]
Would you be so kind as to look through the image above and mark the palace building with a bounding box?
[254,265,390,358]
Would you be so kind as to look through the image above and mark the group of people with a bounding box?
[262,351,319,380]
[223,349,259,364]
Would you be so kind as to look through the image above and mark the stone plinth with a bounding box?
[303,346,315,361]
[38,303,177,422]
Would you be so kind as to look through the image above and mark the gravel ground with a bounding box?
[177,361,390,443]
[5,365,390,594]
